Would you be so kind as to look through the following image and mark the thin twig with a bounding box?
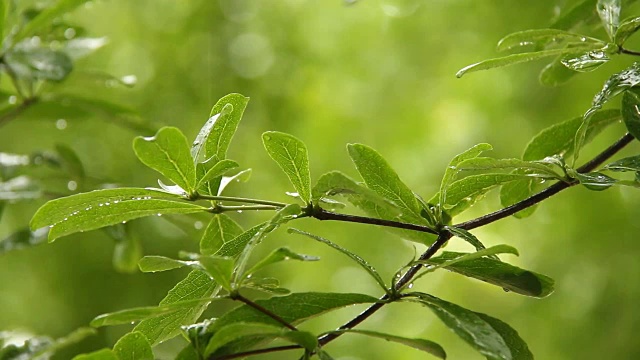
[456,133,634,231]
[620,47,640,56]
[208,133,635,359]
[214,205,280,212]
[231,292,298,331]
[312,207,438,235]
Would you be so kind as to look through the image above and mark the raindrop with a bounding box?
[263,135,271,141]
[120,74,137,86]
[407,283,414,289]
[56,119,67,130]
[99,203,104,207]
[105,202,110,206]
[157,213,162,217]
[122,221,127,224]
[65,180,77,191]
[194,221,204,230]
[113,200,120,204]
[237,210,243,213]
[246,274,252,279]
[8,96,17,104]
[64,28,76,39]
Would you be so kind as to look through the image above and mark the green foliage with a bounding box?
[7,1,640,359]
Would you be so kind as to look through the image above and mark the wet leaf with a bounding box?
[456,48,582,78]
[113,332,153,360]
[30,188,208,241]
[496,28,600,52]
[614,16,640,45]
[91,298,215,327]
[445,227,498,259]
[211,292,378,330]
[561,48,610,72]
[204,93,249,160]
[263,131,312,204]
[573,171,617,190]
[196,159,238,189]
[133,270,218,346]
[289,228,388,293]
[204,323,317,356]
[218,168,252,195]
[413,245,518,277]
[622,88,640,140]
[0,227,48,255]
[200,214,244,256]
[198,255,235,291]
[133,127,197,193]
[63,37,108,60]
[456,157,561,178]
[425,252,554,297]
[411,293,532,359]
[138,256,195,273]
[578,63,640,162]
[604,155,640,171]
[110,225,142,274]
[597,0,621,39]
[551,0,599,30]
[311,171,401,215]
[245,247,319,276]
[326,329,446,359]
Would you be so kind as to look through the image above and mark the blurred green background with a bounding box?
[2,0,640,359]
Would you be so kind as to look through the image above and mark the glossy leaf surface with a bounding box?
[133,127,196,193]
[113,332,154,360]
[30,188,207,241]
[327,329,446,359]
[263,131,312,204]
[204,93,249,160]
[622,88,640,140]
[200,214,244,255]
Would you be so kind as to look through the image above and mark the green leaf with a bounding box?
[622,88,640,140]
[196,159,238,189]
[133,212,251,344]
[311,171,400,215]
[90,298,215,327]
[233,204,303,283]
[475,313,533,360]
[15,0,92,42]
[604,155,640,171]
[200,214,244,255]
[456,48,583,78]
[204,93,250,160]
[219,168,252,195]
[5,46,73,81]
[578,63,640,162]
[496,29,601,52]
[62,37,108,60]
[551,0,599,30]
[175,345,199,360]
[412,245,519,285]
[411,293,522,360]
[317,350,336,360]
[597,0,621,39]
[211,292,378,330]
[289,228,388,293]
[456,157,561,178]
[263,131,312,204]
[55,143,85,180]
[327,329,446,359]
[439,143,492,204]
[0,1,6,49]
[425,252,554,297]
[539,56,579,87]
[245,247,319,276]
[192,104,233,162]
[204,323,317,356]
[31,328,96,359]
[432,173,528,217]
[138,256,194,273]
[199,255,235,291]
[499,179,538,219]
[30,188,208,241]
[523,109,621,161]
[133,271,218,345]
[72,349,117,360]
[347,143,423,221]
[573,171,617,190]
[133,127,197,193]
[113,332,153,360]
[561,49,610,72]
[614,16,640,45]
[446,226,497,258]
